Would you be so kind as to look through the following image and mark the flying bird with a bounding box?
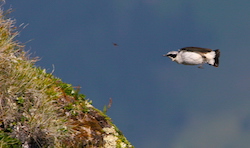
[163,47,220,68]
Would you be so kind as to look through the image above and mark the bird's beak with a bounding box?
[163,54,168,57]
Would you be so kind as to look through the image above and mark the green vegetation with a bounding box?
[0,131,21,148]
[0,4,133,148]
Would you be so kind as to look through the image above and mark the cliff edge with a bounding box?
[0,6,133,148]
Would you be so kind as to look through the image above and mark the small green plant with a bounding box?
[0,131,22,148]
[102,98,112,114]
[16,96,24,104]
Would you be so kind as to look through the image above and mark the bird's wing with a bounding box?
[180,47,212,53]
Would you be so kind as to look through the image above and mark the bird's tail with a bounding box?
[207,49,220,67]
[213,49,220,67]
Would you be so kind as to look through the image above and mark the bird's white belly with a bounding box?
[179,52,203,65]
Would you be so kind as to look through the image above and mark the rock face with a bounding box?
[0,5,133,148]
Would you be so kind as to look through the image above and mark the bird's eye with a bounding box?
[167,54,177,58]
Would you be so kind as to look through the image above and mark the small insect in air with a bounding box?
[163,47,220,68]
[112,42,119,47]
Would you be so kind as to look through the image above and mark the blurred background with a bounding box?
[5,0,250,147]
